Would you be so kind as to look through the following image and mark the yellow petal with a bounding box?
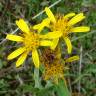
[65,55,79,62]
[40,40,53,46]
[50,39,59,50]
[33,24,41,29]
[33,18,50,29]
[42,18,50,26]
[68,13,85,26]
[16,52,28,67]
[33,18,50,33]
[33,24,45,33]
[6,34,23,42]
[33,24,42,32]
[63,37,72,54]
[71,26,90,32]
[45,7,56,23]
[7,47,26,60]
[64,13,76,19]
[32,49,39,68]
[16,19,29,34]
[41,31,62,39]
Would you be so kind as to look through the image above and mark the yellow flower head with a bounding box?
[34,7,90,54]
[44,61,65,83]
[6,19,60,68]
[41,47,79,83]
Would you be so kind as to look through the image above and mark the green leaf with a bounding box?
[20,84,39,93]
[55,79,71,96]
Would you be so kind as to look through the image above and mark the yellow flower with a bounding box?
[34,7,90,54]
[6,19,61,68]
[41,47,79,83]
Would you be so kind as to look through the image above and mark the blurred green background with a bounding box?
[0,0,96,96]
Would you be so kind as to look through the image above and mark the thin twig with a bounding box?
[0,64,14,78]
[78,46,83,95]
[32,0,62,20]
[68,78,72,95]
[71,30,96,42]
[0,28,20,45]
[83,45,96,57]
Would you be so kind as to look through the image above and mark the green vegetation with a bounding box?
[0,0,96,96]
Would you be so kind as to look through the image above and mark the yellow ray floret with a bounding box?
[41,31,62,39]
[63,37,72,54]
[33,18,50,33]
[64,13,76,19]
[50,39,59,50]
[7,47,26,60]
[40,40,53,46]
[16,52,28,67]
[68,13,85,26]
[6,34,23,42]
[45,7,56,23]
[65,55,79,63]
[71,26,90,32]
[32,49,39,68]
[16,19,29,34]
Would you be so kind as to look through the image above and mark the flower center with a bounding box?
[50,15,71,37]
[23,32,40,52]
[41,48,58,64]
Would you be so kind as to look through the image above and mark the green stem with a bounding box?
[34,68,40,88]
